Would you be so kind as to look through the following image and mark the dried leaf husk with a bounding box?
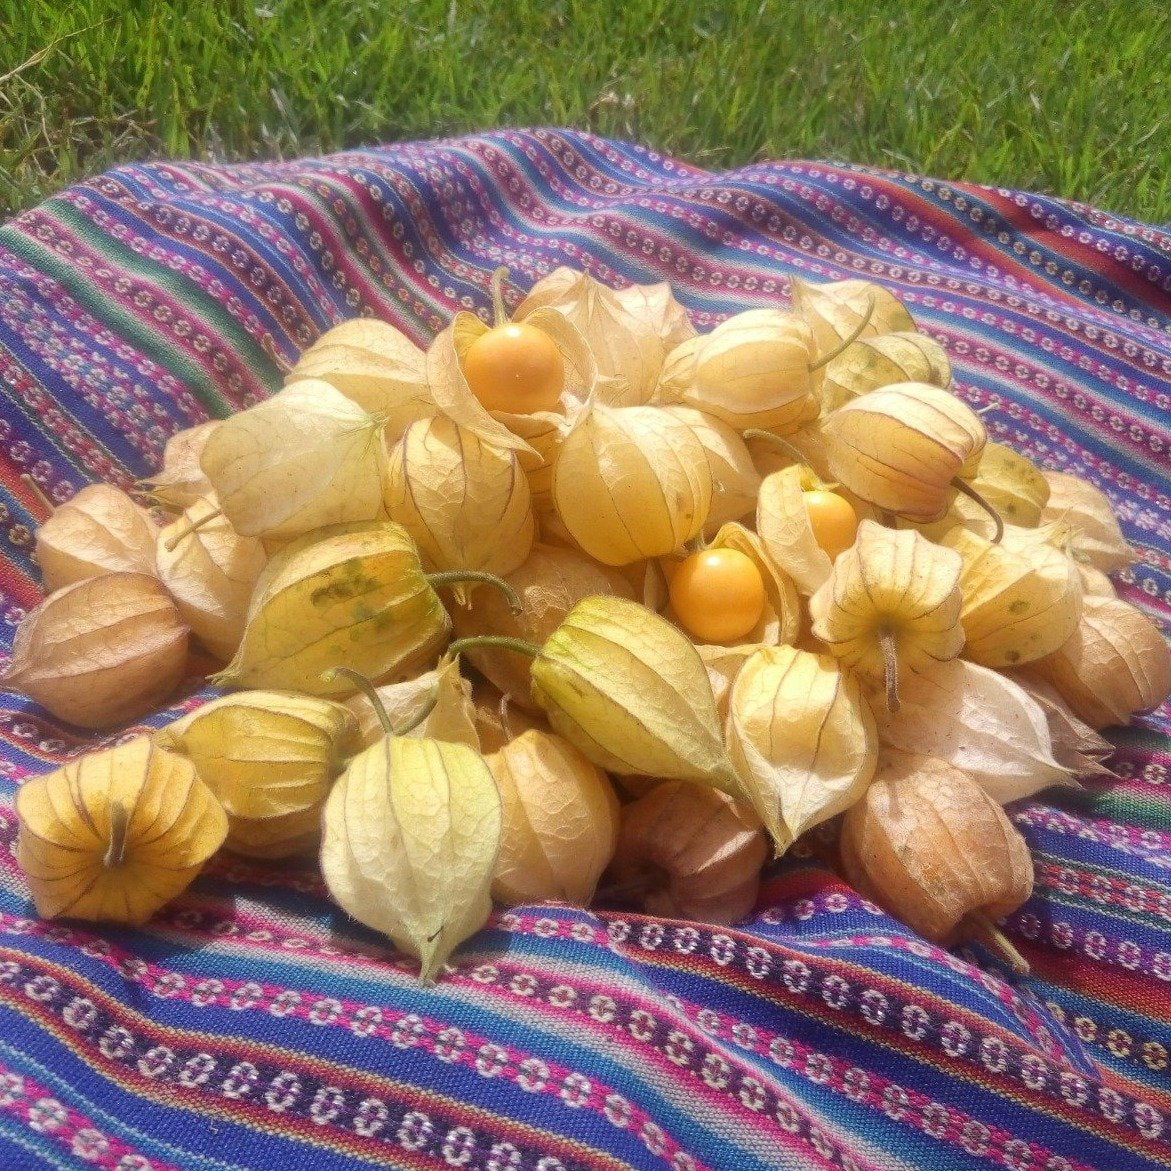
[200,380,387,539]
[697,644,755,724]
[451,544,634,709]
[489,729,620,906]
[15,736,226,924]
[940,525,1083,668]
[225,805,323,860]
[1041,471,1133,572]
[606,781,769,924]
[1077,562,1116,598]
[745,422,834,480]
[552,403,712,566]
[839,749,1033,944]
[155,494,268,662]
[320,735,501,982]
[141,422,218,511]
[36,484,159,593]
[1030,596,1171,729]
[822,383,987,521]
[790,278,916,357]
[470,679,550,753]
[756,464,835,596]
[1,573,189,729]
[611,279,697,351]
[284,318,434,440]
[530,595,739,790]
[385,415,534,591]
[213,522,449,697]
[808,521,965,689]
[961,443,1050,529]
[1003,671,1117,777]
[822,330,950,413]
[727,645,877,854]
[874,658,1074,803]
[655,335,702,404]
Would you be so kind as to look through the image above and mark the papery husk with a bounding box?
[962,443,1050,529]
[1002,671,1117,777]
[284,317,434,440]
[552,403,712,566]
[385,415,534,593]
[822,330,950,413]
[808,521,965,689]
[343,655,479,751]
[514,268,665,406]
[141,422,218,511]
[225,804,323,860]
[1077,562,1116,598]
[874,658,1075,802]
[745,422,834,480]
[657,406,760,536]
[213,522,449,697]
[681,310,820,433]
[489,729,620,906]
[697,644,755,724]
[1040,471,1133,572]
[470,679,550,753]
[790,278,916,357]
[605,781,769,925]
[36,484,159,593]
[655,335,701,404]
[612,279,697,350]
[1029,595,1171,729]
[530,595,739,790]
[822,383,986,520]
[155,494,268,662]
[839,749,1033,944]
[727,645,877,855]
[756,465,835,596]
[155,690,358,821]
[451,544,634,708]
[940,525,1082,668]
[1,573,189,729]
[320,735,501,982]
[15,736,226,924]
[200,380,387,539]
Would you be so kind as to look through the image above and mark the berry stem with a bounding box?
[103,801,130,869]
[447,634,541,660]
[489,266,510,328]
[19,473,56,518]
[320,667,437,737]
[425,570,522,615]
[951,478,1004,544]
[966,911,1030,975]
[808,293,877,371]
[879,627,901,713]
[741,429,808,466]
[163,507,224,552]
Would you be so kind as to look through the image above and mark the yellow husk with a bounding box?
[821,330,950,413]
[140,421,218,511]
[756,464,835,596]
[1040,471,1133,572]
[790,277,916,356]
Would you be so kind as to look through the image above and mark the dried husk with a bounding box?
[15,736,226,924]
[790,278,916,357]
[655,335,702,404]
[962,443,1051,529]
[822,384,987,520]
[1030,596,1171,728]
[155,494,268,662]
[727,645,877,854]
[320,735,501,982]
[552,403,712,566]
[1002,671,1117,777]
[200,380,387,539]
[821,330,950,413]
[940,525,1082,668]
[839,749,1033,944]
[612,279,697,351]
[1040,471,1133,572]
[284,318,434,440]
[451,544,634,708]
[141,422,218,511]
[470,679,550,753]
[808,522,965,690]
[1,573,189,729]
[488,729,620,906]
[213,522,449,697]
[529,595,739,790]
[697,644,755,724]
[606,781,769,925]
[225,805,323,860]
[384,415,534,592]
[745,422,834,480]
[756,464,836,596]
[1077,562,1116,598]
[36,484,159,592]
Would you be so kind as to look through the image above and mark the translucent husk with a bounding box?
[727,645,877,855]
[385,415,534,596]
[470,678,551,753]
[1030,596,1171,728]
[199,380,388,540]
[1040,471,1133,572]
[488,729,620,906]
[756,464,836,596]
[35,483,159,592]
[15,736,227,924]
[1,573,189,729]
[155,493,268,662]
[212,522,450,697]
[604,781,769,925]
[839,749,1033,946]
[1003,671,1117,777]
[611,279,697,351]
[822,383,987,521]
[745,422,834,480]
[697,644,755,724]
[821,330,950,413]
[284,317,434,441]
[552,403,713,566]
[961,443,1051,529]
[140,421,218,511]
[226,805,324,860]
[790,277,916,357]
[940,525,1083,668]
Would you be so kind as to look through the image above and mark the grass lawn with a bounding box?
[2,0,1171,222]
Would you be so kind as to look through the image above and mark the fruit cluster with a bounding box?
[4,267,1169,982]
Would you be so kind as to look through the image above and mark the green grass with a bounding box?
[3,0,1171,222]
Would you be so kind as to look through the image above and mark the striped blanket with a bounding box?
[0,128,1168,1170]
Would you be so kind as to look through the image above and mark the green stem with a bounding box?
[489,265,510,327]
[426,570,522,614]
[879,627,900,713]
[951,478,1004,544]
[320,667,438,738]
[103,801,129,869]
[966,911,1030,975]
[807,293,876,371]
[447,634,541,660]
[741,428,807,465]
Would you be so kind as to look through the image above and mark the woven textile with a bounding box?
[0,128,1169,1171]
